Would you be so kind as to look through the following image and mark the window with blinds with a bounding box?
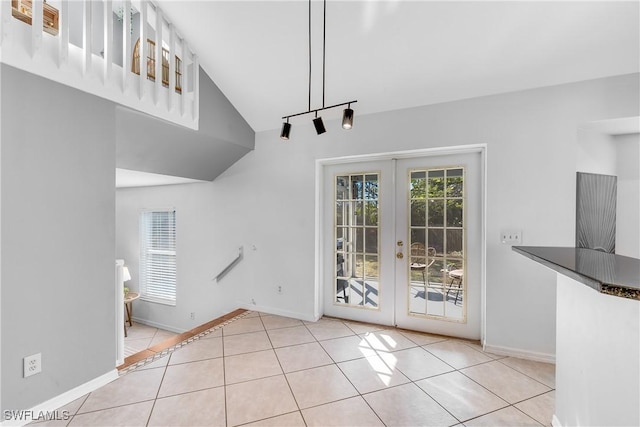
[140,210,177,305]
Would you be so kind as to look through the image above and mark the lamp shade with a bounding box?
[122,266,132,282]
[313,116,326,135]
[342,107,354,129]
[280,121,291,140]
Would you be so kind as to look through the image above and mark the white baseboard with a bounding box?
[551,414,562,427]
[238,303,320,322]
[129,317,186,334]
[484,343,556,364]
[1,369,118,427]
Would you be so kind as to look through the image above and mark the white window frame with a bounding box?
[139,209,177,306]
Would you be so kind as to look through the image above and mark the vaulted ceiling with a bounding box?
[161,1,639,133]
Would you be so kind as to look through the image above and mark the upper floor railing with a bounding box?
[132,37,182,94]
[0,0,199,130]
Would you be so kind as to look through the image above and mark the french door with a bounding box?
[322,151,482,339]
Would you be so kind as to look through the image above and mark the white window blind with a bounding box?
[140,210,177,305]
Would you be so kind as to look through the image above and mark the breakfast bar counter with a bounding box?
[514,246,639,427]
[512,246,640,299]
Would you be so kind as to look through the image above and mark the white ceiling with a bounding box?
[160,0,640,133]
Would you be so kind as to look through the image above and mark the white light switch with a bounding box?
[501,229,522,245]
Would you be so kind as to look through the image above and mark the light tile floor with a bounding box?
[35,311,555,426]
[124,323,179,357]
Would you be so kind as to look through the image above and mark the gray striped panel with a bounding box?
[576,172,617,253]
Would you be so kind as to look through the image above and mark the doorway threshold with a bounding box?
[117,309,248,373]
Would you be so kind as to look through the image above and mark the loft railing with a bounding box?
[132,38,182,94]
[11,0,58,35]
[1,0,198,129]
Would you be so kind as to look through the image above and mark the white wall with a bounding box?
[555,273,639,426]
[616,133,640,258]
[116,73,639,358]
[115,175,300,332]
[576,129,617,176]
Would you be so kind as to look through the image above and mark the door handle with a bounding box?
[396,252,404,259]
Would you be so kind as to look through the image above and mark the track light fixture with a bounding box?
[313,113,326,135]
[342,104,354,130]
[280,119,291,140]
[280,0,357,140]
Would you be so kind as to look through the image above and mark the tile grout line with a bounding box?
[462,404,545,426]
[105,312,553,426]
[302,319,549,426]
[61,392,89,427]
[144,348,172,427]
[456,358,553,402]
[327,323,388,426]
[258,312,308,426]
[455,366,553,420]
[119,311,250,376]
[295,315,546,425]
[261,311,306,425]
[510,404,547,426]
[494,357,556,389]
[263,315,550,425]
[221,323,228,427]
[338,322,462,426]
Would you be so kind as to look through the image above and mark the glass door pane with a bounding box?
[335,173,380,309]
[408,167,465,321]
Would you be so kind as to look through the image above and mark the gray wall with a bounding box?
[1,47,254,411]
[116,73,639,359]
[116,67,254,181]
[1,65,116,414]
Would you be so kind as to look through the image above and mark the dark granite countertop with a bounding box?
[513,246,640,300]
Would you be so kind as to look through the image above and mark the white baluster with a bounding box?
[104,0,113,84]
[1,0,12,46]
[168,22,175,111]
[82,0,92,76]
[123,0,131,92]
[180,38,186,116]
[31,0,43,57]
[192,52,199,123]
[59,0,69,67]
[139,0,146,100]
[154,4,162,106]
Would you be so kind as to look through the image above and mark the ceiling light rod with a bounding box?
[308,0,312,111]
[282,100,358,121]
[280,0,356,139]
[322,0,326,109]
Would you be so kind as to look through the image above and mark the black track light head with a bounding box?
[342,106,354,130]
[280,121,292,140]
[313,116,326,135]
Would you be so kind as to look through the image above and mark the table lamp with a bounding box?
[123,266,131,295]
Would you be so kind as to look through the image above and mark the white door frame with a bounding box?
[115,260,125,367]
[314,145,487,344]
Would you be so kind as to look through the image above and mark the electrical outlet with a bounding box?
[277,285,282,294]
[190,312,196,320]
[23,353,42,378]
[500,229,522,245]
